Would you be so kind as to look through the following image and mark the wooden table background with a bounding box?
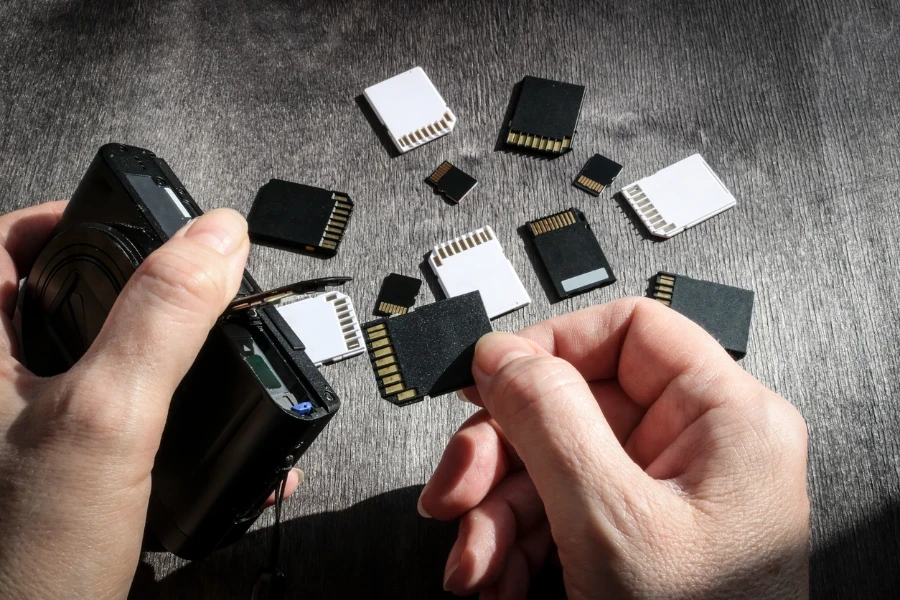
[1,1,898,598]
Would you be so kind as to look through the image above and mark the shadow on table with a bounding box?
[355,94,402,159]
[130,487,900,599]
[516,223,563,304]
[419,250,444,302]
[811,500,900,599]
[129,485,565,600]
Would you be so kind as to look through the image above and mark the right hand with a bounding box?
[418,298,809,599]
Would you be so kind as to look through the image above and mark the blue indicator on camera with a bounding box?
[290,402,313,416]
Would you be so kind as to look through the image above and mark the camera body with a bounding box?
[21,144,339,559]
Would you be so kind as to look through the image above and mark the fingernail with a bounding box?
[443,562,458,592]
[183,209,247,255]
[475,332,538,376]
[456,389,469,403]
[417,481,432,518]
[292,468,305,486]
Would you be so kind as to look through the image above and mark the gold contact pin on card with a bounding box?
[374,355,396,367]
[373,346,394,358]
[377,364,398,377]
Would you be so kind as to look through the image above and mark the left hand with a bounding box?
[0,202,298,599]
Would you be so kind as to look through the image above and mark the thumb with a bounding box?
[472,332,656,535]
[73,209,249,438]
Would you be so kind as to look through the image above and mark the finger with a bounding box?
[418,409,523,520]
[456,386,483,407]
[443,471,546,595]
[262,469,304,509]
[513,298,753,470]
[462,352,645,447]
[624,361,764,469]
[480,524,554,600]
[0,201,67,355]
[515,521,553,579]
[516,297,738,407]
[587,379,646,444]
[0,200,68,312]
[471,331,659,545]
[67,209,249,452]
[478,545,531,600]
[515,297,640,381]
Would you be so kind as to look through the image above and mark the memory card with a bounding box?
[361,292,492,406]
[650,272,754,358]
[505,76,585,154]
[276,291,364,366]
[574,154,623,196]
[247,179,353,256]
[374,273,422,316]
[429,226,530,319]
[427,161,477,203]
[620,155,736,238]
[527,208,616,300]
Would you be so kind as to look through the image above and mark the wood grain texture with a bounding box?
[1,0,899,598]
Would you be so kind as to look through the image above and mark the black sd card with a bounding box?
[247,179,353,256]
[505,76,585,154]
[527,208,616,300]
[650,272,755,358]
[361,292,492,406]
[374,273,422,316]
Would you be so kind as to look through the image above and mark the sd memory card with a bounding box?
[526,208,616,300]
[361,292,492,406]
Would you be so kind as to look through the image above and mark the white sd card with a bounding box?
[429,226,530,319]
[363,67,456,153]
[620,154,736,238]
[276,291,364,366]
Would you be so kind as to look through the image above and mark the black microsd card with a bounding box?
[527,208,616,300]
[574,154,623,196]
[361,292,492,406]
[427,161,477,204]
[506,76,585,154]
[374,273,422,316]
[650,272,755,358]
[247,179,353,256]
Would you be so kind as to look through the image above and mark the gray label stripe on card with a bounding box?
[561,268,609,292]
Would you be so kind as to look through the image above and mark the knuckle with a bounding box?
[752,393,808,461]
[136,247,225,319]
[47,374,135,449]
[779,400,809,456]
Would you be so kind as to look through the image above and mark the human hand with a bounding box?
[418,298,809,599]
[0,203,299,599]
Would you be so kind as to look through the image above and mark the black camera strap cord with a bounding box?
[251,465,292,600]
[271,470,289,569]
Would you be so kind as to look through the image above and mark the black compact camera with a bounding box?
[21,144,339,559]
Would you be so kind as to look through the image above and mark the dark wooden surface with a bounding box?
[1,1,899,598]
